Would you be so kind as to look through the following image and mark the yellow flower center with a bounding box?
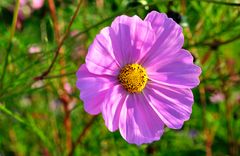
[118,64,148,93]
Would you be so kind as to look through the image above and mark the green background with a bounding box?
[0,0,239,155]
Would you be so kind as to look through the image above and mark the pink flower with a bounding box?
[20,0,44,9]
[16,0,44,29]
[28,44,42,54]
[210,92,225,103]
[76,11,201,145]
[31,0,45,9]
[20,0,27,5]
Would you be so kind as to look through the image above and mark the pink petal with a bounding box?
[141,11,184,66]
[144,11,167,32]
[76,64,117,115]
[119,93,164,145]
[86,15,155,75]
[110,15,155,65]
[144,82,194,129]
[147,49,201,88]
[32,0,44,9]
[102,85,127,132]
[85,27,121,76]
[20,0,27,6]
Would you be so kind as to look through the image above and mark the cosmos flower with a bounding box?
[76,11,201,145]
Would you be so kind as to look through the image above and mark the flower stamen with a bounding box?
[118,64,148,93]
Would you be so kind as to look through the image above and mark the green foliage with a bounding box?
[0,0,240,155]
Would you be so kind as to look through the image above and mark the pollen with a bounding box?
[118,64,148,93]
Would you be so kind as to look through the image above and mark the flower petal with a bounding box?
[76,64,117,115]
[144,82,194,129]
[141,11,184,66]
[147,49,201,88]
[119,93,164,145]
[32,0,44,9]
[102,85,127,132]
[85,27,120,76]
[144,11,167,32]
[110,15,155,65]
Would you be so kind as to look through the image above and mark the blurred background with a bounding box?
[0,0,240,155]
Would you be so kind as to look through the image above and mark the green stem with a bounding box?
[0,0,20,89]
[10,0,20,40]
[0,104,25,124]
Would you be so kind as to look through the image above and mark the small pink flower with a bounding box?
[76,11,201,145]
[16,0,44,29]
[64,82,73,94]
[210,92,225,103]
[31,0,45,10]
[20,0,44,9]
[20,0,27,5]
[28,44,42,54]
